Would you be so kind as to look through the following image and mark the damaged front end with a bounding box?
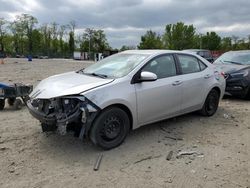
[27,96,100,138]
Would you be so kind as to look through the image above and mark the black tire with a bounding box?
[41,123,57,132]
[90,107,130,150]
[0,99,5,110]
[243,87,250,100]
[13,99,22,110]
[200,89,220,116]
[7,98,16,106]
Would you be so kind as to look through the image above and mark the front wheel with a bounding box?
[90,107,130,150]
[200,89,220,116]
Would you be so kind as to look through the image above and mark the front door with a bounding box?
[135,54,182,126]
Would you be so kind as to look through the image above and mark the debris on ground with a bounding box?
[8,169,15,173]
[93,154,103,171]
[0,147,8,151]
[166,151,173,161]
[165,177,173,183]
[223,114,230,119]
[165,136,183,141]
[176,150,204,159]
[134,155,162,164]
[223,113,236,120]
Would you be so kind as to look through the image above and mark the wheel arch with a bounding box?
[100,103,133,131]
[201,85,222,108]
[211,86,221,98]
[87,103,134,138]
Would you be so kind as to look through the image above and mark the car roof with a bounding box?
[121,49,192,56]
[183,49,210,52]
[227,50,250,54]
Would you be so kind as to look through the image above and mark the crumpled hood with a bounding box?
[214,63,250,73]
[30,71,114,99]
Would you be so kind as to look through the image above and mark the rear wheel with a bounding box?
[244,87,250,100]
[90,107,130,150]
[0,99,5,110]
[7,98,16,106]
[200,89,220,116]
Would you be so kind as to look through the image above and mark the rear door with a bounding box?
[176,54,212,112]
[134,54,182,125]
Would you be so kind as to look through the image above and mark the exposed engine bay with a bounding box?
[27,96,99,138]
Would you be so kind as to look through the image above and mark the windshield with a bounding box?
[215,51,250,65]
[80,53,149,78]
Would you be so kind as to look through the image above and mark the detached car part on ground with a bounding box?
[27,50,225,150]
[0,83,33,110]
[214,50,250,99]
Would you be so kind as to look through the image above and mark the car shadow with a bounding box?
[223,94,250,101]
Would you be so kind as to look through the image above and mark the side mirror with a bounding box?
[140,71,157,82]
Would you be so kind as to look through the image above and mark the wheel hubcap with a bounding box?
[102,116,121,140]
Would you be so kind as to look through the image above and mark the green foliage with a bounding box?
[0,18,7,52]
[15,14,38,54]
[163,22,196,50]
[120,45,136,51]
[201,32,221,50]
[78,28,110,54]
[138,30,163,49]
[0,14,111,58]
[220,37,232,51]
[1,13,250,57]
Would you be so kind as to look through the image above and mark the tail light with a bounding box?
[221,72,227,79]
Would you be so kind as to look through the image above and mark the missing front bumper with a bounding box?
[27,97,100,138]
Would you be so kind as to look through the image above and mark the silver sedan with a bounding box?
[27,50,225,149]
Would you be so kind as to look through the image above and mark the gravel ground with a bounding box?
[0,58,249,188]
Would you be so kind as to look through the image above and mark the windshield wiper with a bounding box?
[85,72,108,79]
[223,60,243,65]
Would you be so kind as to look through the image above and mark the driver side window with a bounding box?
[142,55,177,79]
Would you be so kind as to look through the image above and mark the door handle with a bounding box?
[172,80,183,86]
[204,74,211,79]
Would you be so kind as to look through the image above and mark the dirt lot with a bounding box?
[0,58,249,188]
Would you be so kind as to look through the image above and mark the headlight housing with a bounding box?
[230,69,249,78]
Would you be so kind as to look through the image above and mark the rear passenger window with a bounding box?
[178,55,201,74]
[199,61,207,71]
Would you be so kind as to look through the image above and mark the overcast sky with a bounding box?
[1,0,250,48]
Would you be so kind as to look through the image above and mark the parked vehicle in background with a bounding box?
[0,52,6,58]
[214,50,250,99]
[0,83,33,110]
[183,49,214,63]
[27,50,225,149]
[73,52,81,60]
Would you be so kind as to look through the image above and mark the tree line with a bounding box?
[1,14,250,58]
[136,22,250,51]
[0,14,110,58]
